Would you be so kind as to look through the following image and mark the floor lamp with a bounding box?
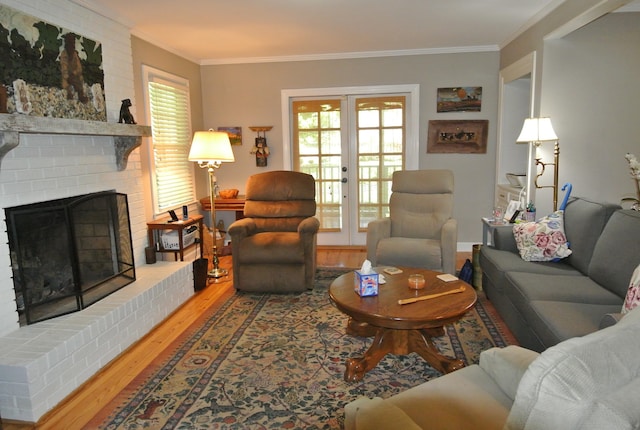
[516,117,560,211]
[188,130,235,278]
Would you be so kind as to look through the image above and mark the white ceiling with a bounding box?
[76,0,639,65]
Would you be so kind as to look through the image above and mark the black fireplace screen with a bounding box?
[6,191,135,325]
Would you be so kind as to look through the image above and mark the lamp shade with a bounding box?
[188,130,235,162]
[516,117,558,143]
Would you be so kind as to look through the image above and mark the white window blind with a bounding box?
[145,68,194,213]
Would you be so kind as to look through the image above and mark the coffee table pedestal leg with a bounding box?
[344,325,464,382]
[414,327,465,374]
[346,318,377,337]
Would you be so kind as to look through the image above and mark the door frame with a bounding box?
[281,85,420,245]
[497,52,537,207]
[281,85,420,171]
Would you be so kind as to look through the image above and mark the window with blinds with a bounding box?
[144,66,194,213]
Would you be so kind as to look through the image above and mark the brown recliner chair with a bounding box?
[228,170,320,292]
[366,169,457,275]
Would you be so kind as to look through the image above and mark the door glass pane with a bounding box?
[382,129,403,152]
[321,130,341,153]
[298,131,319,154]
[356,96,406,231]
[382,154,403,176]
[358,130,380,153]
[321,110,340,128]
[293,100,342,231]
[358,109,379,127]
[292,94,408,241]
[382,108,403,126]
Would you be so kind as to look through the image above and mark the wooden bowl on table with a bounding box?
[219,189,239,199]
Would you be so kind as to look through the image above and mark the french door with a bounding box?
[282,85,419,245]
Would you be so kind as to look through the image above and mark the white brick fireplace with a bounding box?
[0,0,194,422]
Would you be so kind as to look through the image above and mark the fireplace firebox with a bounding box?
[5,191,135,325]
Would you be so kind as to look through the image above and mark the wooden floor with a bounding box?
[2,247,471,430]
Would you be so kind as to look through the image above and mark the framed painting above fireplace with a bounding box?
[0,4,106,121]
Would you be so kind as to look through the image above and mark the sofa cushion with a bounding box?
[375,237,442,269]
[480,247,580,297]
[622,263,640,314]
[505,272,623,306]
[385,364,512,430]
[513,210,572,262]
[479,346,539,400]
[505,306,640,430]
[344,364,512,430]
[504,272,623,348]
[526,300,623,347]
[589,210,640,298]
[562,197,620,274]
[237,232,305,264]
[344,397,421,430]
[389,169,453,239]
[245,170,316,202]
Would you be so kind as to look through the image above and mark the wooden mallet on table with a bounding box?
[398,286,466,305]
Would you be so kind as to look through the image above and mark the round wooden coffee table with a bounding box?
[329,267,477,382]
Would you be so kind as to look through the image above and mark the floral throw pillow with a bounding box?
[513,210,572,262]
[622,264,640,314]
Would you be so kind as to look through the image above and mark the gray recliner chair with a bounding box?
[227,170,320,292]
[366,169,457,275]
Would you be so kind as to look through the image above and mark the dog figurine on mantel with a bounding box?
[118,98,136,124]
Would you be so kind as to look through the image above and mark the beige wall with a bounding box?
[501,4,639,211]
[130,36,205,221]
[200,52,500,245]
[542,12,640,205]
[129,0,638,247]
[500,0,630,108]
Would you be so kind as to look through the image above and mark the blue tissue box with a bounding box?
[354,271,379,296]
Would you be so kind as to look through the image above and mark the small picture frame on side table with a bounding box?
[504,200,521,223]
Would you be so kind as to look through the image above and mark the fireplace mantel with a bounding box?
[0,113,152,171]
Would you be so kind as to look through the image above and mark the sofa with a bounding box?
[479,197,640,351]
[344,304,640,430]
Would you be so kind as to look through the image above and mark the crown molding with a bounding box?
[199,45,499,66]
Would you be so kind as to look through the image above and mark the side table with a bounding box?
[481,217,514,246]
[200,196,246,220]
[147,214,204,261]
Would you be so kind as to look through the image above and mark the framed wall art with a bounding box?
[217,126,242,145]
[437,87,482,112]
[427,120,488,154]
[0,4,105,121]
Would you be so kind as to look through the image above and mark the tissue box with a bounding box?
[354,270,379,297]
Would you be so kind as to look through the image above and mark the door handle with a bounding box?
[341,177,347,183]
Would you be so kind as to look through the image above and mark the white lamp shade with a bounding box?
[188,130,235,162]
[516,117,558,143]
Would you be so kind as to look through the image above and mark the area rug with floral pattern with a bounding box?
[87,268,517,429]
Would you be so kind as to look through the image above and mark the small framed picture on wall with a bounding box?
[217,126,242,145]
[427,119,488,154]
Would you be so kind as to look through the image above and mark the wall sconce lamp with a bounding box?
[516,117,560,211]
[188,129,235,278]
